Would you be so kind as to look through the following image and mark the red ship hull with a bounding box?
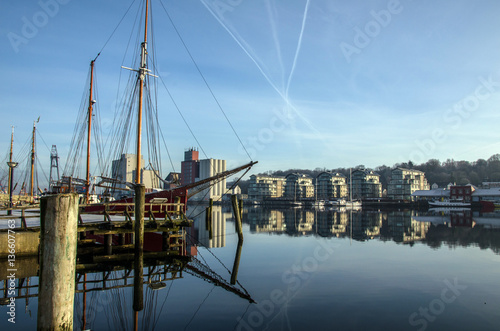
[82,187,189,216]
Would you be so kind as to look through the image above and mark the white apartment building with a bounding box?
[248,175,285,200]
[111,154,161,198]
[192,158,227,201]
[387,167,430,200]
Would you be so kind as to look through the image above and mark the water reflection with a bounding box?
[189,205,229,248]
[2,205,500,330]
[245,207,500,253]
[0,204,251,330]
[75,255,189,331]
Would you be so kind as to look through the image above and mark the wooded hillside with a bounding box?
[237,154,500,193]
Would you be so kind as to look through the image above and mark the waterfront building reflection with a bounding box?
[243,207,500,248]
[385,210,430,243]
[190,205,228,248]
[3,205,500,329]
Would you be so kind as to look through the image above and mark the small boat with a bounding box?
[428,199,470,207]
[330,199,346,206]
[428,207,471,213]
[345,200,362,209]
[480,200,500,209]
[344,168,363,209]
[312,200,325,208]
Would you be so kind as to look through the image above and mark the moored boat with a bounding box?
[428,199,471,207]
[56,0,256,215]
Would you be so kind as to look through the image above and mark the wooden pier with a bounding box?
[0,194,252,300]
[0,199,191,259]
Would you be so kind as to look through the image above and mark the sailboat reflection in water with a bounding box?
[68,204,252,331]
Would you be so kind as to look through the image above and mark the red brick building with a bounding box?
[181,148,199,185]
[449,185,475,202]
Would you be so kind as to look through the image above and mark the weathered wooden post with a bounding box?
[231,195,244,284]
[231,239,243,285]
[134,184,145,251]
[206,198,213,240]
[133,248,144,329]
[37,193,79,331]
[238,198,244,220]
[162,232,169,251]
[174,196,181,214]
[231,195,244,242]
[105,234,113,255]
[118,233,125,246]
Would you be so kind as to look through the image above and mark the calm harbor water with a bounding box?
[1,205,500,330]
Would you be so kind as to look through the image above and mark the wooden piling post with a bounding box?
[118,233,125,246]
[105,234,113,255]
[134,184,145,251]
[37,193,79,331]
[174,196,181,215]
[133,248,144,312]
[238,198,243,220]
[162,232,169,251]
[230,239,243,285]
[206,198,213,240]
[231,195,244,242]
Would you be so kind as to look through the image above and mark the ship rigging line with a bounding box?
[159,0,253,162]
[232,302,253,331]
[183,285,215,331]
[186,164,253,220]
[144,11,177,173]
[151,278,175,330]
[95,0,138,57]
[96,0,143,179]
[184,230,252,298]
[153,61,210,162]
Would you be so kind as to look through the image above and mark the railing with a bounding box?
[78,201,188,224]
[0,206,40,230]
[0,200,190,231]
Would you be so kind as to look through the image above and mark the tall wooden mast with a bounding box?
[135,0,149,184]
[86,60,95,203]
[8,127,14,200]
[7,126,18,214]
[30,119,38,201]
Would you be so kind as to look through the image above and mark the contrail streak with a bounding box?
[199,0,327,145]
[265,0,286,91]
[200,0,280,99]
[286,0,310,99]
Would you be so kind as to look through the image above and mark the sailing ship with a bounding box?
[55,0,256,214]
[3,119,43,206]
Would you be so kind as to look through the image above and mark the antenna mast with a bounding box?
[49,145,60,192]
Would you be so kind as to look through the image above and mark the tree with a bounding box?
[249,154,500,193]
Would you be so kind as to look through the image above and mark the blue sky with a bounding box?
[1,0,500,186]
